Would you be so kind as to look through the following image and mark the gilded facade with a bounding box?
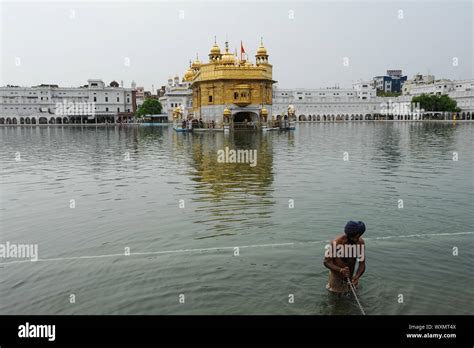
[183,39,275,127]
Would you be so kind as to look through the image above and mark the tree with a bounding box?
[377,90,401,97]
[136,99,163,117]
[412,94,461,112]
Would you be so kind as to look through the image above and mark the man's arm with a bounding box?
[324,247,350,279]
[352,239,366,285]
[323,257,340,273]
[352,260,365,283]
[324,258,350,278]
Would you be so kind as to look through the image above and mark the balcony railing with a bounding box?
[233,96,251,107]
[233,122,257,130]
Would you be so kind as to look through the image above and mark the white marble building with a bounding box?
[404,79,455,96]
[352,81,377,100]
[0,79,135,124]
[272,83,380,121]
[403,78,474,114]
[401,74,435,95]
[449,90,474,114]
[159,76,193,121]
[273,78,473,120]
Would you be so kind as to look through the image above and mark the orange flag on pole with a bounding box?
[240,41,245,60]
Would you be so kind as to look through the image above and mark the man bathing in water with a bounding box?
[323,221,366,294]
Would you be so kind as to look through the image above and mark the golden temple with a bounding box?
[182,38,276,129]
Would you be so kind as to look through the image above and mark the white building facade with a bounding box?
[0,79,135,124]
[159,76,193,121]
[272,83,381,121]
[403,78,474,115]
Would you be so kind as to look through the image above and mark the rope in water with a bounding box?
[347,278,366,315]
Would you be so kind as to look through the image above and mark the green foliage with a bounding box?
[412,94,461,112]
[136,99,163,117]
[377,90,401,97]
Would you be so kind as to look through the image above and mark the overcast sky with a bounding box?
[1,0,472,90]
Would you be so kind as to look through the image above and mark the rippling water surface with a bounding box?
[0,122,473,314]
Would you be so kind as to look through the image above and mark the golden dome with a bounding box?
[220,41,235,65]
[257,45,267,55]
[209,38,222,62]
[223,108,231,116]
[256,38,268,56]
[191,58,201,69]
[210,41,221,55]
[221,52,235,65]
[210,45,221,54]
[261,107,268,115]
[184,68,194,81]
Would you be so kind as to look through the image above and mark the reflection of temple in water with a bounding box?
[190,132,274,193]
[180,131,277,233]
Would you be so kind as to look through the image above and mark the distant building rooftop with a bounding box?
[32,84,59,88]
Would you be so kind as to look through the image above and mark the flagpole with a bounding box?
[240,40,242,62]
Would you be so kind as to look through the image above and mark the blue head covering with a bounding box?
[344,221,366,237]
